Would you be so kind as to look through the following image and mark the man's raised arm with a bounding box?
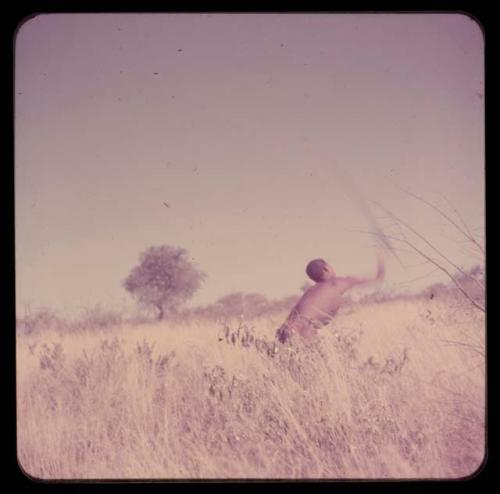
[337,250,385,292]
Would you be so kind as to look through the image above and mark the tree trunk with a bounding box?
[157,305,164,320]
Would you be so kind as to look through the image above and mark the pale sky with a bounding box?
[15,13,484,317]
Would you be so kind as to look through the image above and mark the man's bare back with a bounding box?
[276,252,385,343]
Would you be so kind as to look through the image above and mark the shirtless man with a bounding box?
[276,251,385,343]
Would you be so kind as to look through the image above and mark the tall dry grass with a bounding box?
[17,291,485,479]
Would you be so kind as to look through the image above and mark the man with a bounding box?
[276,250,385,343]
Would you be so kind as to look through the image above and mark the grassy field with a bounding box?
[16,290,485,480]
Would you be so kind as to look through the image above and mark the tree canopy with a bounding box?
[123,245,206,320]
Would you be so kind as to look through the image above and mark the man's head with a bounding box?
[306,259,336,282]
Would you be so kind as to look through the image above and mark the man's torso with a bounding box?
[294,280,347,321]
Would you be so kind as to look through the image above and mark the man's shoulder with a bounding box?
[332,276,349,286]
[332,277,354,291]
[309,278,348,293]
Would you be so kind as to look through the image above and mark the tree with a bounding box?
[123,245,206,320]
[350,191,484,312]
